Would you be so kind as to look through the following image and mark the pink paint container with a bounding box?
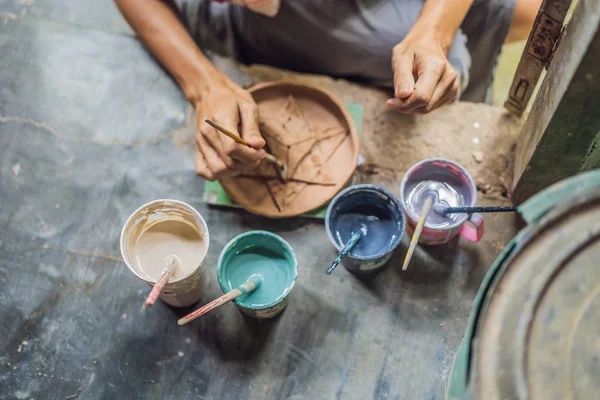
[120,200,209,307]
[400,158,484,245]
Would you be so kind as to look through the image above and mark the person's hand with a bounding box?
[387,35,460,114]
[195,80,266,181]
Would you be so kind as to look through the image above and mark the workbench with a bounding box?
[0,5,522,399]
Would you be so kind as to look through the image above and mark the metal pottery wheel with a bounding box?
[471,189,600,400]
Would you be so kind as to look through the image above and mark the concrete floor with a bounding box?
[0,2,523,399]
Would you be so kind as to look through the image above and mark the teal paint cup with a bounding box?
[217,231,298,319]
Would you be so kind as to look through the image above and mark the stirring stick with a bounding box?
[435,205,517,214]
[204,118,288,181]
[403,196,433,271]
[326,229,364,275]
[145,255,180,307]
[177,275,263,326]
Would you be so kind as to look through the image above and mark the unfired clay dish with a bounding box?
[219,81,359,218]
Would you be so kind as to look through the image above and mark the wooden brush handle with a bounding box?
[145,256,179,307]
[204,118,284,168]
[402,197,433,271]
[177,280,257,325]
[204,118,250,146]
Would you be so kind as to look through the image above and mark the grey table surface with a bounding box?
[0,5,518,400]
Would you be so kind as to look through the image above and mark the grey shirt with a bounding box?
[176,0,517,103]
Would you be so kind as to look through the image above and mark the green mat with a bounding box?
[203,103,363,219]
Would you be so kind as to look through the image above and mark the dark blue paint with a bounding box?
[326,185,405,261]
[332,205,397,258]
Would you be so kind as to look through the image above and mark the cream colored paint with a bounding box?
[133,220,205,282]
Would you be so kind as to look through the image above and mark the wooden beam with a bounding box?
[504,0,572,116]
[512,0,600,204]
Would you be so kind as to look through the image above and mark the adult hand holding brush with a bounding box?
[114,0,266,182]
[194,81,268,181]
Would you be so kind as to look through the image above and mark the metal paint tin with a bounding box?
[325,184,406,273]
[120,199,209,307]
[217,231,298,319]
[400,158,483,245]
[447,170,600,400]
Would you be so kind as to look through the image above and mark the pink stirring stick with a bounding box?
[145,255,180,307]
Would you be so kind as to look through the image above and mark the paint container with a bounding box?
[120,200,209,307]
[217,231,298,319]
[400,158,483,245]
[325,184,406,273]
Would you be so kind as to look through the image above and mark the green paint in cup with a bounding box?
[217,231,298,318]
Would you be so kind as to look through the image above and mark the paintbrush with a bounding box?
[402,196,433,271]
[177,274,263,325]
[434,205,517,214]
[145,255,180,307]
[326,226,366,275]
[204,118,288,181]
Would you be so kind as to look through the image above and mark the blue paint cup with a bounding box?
[325,184,406,273]
[217,231,298,319]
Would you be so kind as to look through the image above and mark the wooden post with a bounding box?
[504,0,572,116]
[512,0,600,204]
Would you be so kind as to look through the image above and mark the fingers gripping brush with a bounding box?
[204,118,288,182]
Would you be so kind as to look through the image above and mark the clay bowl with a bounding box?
[219,81,359,218]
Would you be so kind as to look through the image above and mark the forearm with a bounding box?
[406,0,474,52]
[115,0,228,105]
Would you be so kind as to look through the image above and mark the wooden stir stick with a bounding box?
[145,255,180,307]
[177,275,263,326]
[402,196,433,271]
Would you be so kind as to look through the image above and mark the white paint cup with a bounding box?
[120,199,209,307]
